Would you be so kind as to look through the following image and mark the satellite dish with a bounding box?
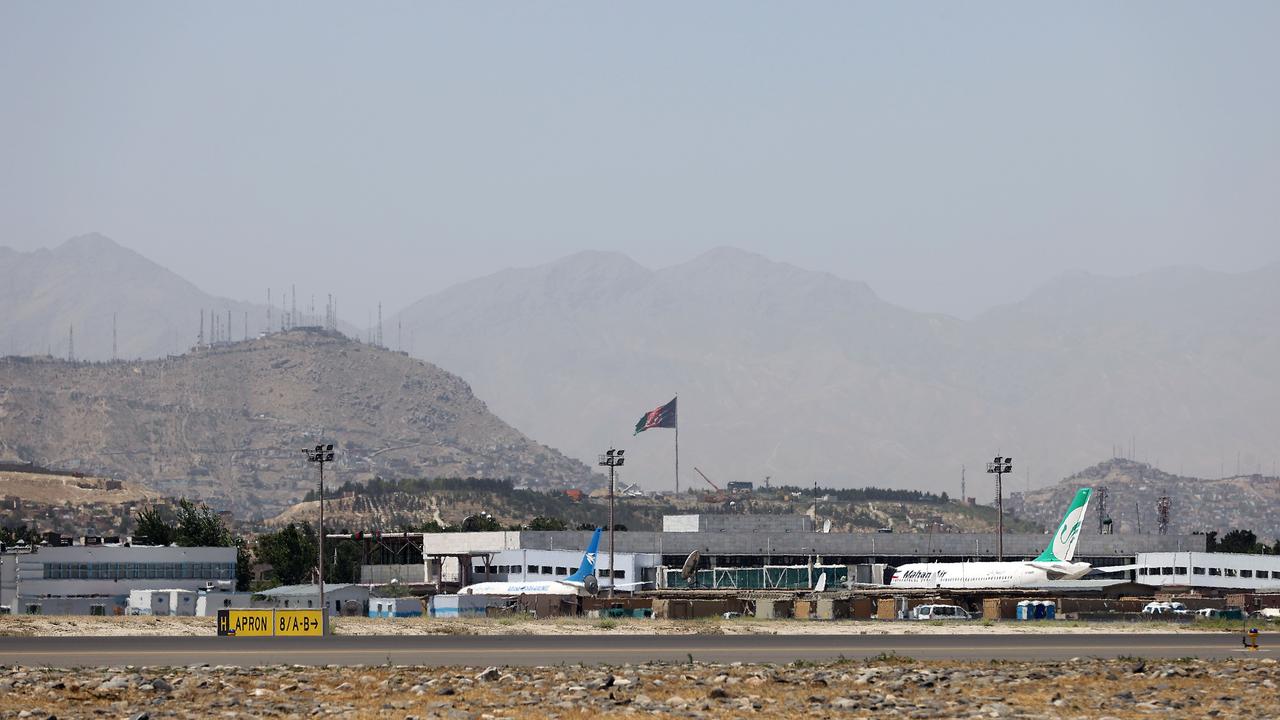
[583,574,600,595]
[814,573,828,593]
[681,550,701,582]
[822,519,832,534]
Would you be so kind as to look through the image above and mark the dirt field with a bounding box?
[0,614,1246,637]
[0,656,1272,719]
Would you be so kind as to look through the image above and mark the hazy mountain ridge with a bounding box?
[0,330,595,516]
[1009,458,1280,542]
[394,251,1280,493]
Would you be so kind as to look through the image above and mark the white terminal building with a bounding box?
[0,541,239,615]
[1110,552,1280,591]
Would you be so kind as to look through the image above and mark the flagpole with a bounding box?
[674,394,679,495]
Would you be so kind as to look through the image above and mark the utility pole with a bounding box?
[986,455,1012,561]
[304,443,335,634]
[961,465,966,503]
[598,448,625,598]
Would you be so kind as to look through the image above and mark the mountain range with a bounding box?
[394,248,1280,493]
[3,235,1277,495]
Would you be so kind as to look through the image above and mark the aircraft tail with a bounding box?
[1035,488,1092,562]
[565,528,603,582]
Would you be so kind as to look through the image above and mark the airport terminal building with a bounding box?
[342,514,1205,591]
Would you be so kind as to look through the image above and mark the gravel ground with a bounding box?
[0,656,1271,719]
[0,615,1228,637]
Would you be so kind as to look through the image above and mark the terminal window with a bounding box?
[1260,571,1271,579]
[1225,569,1238,577]
[1193,567,1206,575]
[1209,568,1222,576]
[1241,570,1254,578]
[527,565,537,573]
[613,570,625,579]
[541,566,552,574]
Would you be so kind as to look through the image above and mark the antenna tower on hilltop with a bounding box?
[67,324,74,362]
[112,312,118,361]
[377,303,383,348]
[1157,496,1171,535]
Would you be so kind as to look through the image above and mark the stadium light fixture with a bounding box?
[986,454,1013,561]
[598,448,625,598]
[305,443,336,635]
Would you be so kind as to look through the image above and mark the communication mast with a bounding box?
[1157,496,1171,535]
[1096,486,1109,533]
[112,313,118,361]
[67,324,75,362]
[377,302,383,348]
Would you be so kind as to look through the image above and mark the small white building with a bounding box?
[254,583,369,616]
[368,596,424,618]
[127,589,198,616]
[1117,552,1280,590]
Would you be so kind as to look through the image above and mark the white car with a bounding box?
[1195,608,1221,618]
[1143,601,1190,616]
[912,604,971,620]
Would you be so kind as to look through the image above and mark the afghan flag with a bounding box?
[634,397,677,434]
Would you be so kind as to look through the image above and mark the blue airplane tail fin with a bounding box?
[566,528,602,582]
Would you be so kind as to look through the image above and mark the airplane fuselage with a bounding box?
[458,580,583,596]
[889,561,1089,589]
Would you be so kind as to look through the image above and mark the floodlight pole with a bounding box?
[305,443,335,635]
[986,456,1012,561]
[598,448,625,599]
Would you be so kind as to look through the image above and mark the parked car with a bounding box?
[1142,601,1190,616]
[1195,608,1221,618]
[912,604,971,620]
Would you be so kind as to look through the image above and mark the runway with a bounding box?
[0,632,1265,667]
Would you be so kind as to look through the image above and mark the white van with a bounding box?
[912,604,971,620]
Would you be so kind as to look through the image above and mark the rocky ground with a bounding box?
[0,615,1244,637]
[0,656,1273,719]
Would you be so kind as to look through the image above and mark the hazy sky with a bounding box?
[2,2,1278,320]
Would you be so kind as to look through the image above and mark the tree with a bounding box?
[175,499,232,547]
[528,516,568,531]
[156,498,250,591]
[1217,529,1262,554]
[0,524,40,547]
[460,514,502,532]
[134,505,176,546]
[254,522,318,588]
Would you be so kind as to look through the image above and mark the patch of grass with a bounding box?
[871,651,914,664]
[596,619,617,630]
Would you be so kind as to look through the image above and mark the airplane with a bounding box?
[459,528,608,596]
[889,487,1093,589]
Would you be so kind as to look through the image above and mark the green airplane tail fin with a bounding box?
[1035,488,1092,562]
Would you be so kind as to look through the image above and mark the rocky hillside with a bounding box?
[0,329,594,517]
[1008,458,1280,541]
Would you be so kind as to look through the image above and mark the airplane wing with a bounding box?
[1090,564,1141,573]
[611,581,655,589]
